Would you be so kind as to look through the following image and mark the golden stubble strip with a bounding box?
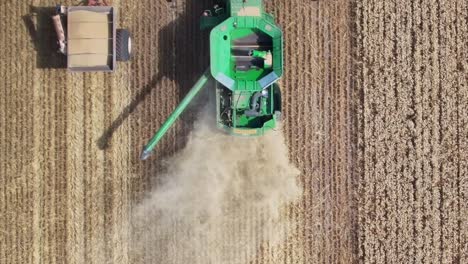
[108,54,131,264]
[264,0,300,263]
[1,0,41,263]
[456,2,468,262]
[35,42,69,263]
[20,2,35,263]
[314,2,333,263]
[109,1,142,262]
[108,0,166,262]
[39,69,57,264]
[0,1,6,261]
[2,0,11,262]
[83,72,106,264]
[31,65,45,264]
[274,0,321,262]
[50,68,69,264]
[127,1,152,261]
[65,72,86,264]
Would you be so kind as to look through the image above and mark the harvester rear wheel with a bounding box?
[273,83,282,112]
[116,29,132,61]
[273,83,282,122]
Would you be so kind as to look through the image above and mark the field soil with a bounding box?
[0,0,466,263]
[355,1,467,263]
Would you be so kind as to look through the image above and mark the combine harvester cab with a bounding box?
[141,0,283,160]
[209,0,283,137]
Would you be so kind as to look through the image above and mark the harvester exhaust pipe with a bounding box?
[140,68,212,160]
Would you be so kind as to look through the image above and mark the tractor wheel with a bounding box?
[116,29,132,61]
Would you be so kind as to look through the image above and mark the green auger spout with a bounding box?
[140,68,212,160]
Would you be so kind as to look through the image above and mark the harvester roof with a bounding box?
[210,15,283,92]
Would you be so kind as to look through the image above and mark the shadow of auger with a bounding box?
[97,74,163,150]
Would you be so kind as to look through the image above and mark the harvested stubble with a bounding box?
[2,0,466,263]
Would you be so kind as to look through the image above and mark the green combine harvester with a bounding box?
[141,0,283,160]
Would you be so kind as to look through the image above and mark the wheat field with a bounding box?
[0,0,466,263]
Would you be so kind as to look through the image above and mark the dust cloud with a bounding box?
[131,107,302,264]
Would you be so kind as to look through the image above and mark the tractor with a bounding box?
[141,0,283,160]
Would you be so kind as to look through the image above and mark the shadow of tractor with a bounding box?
[23,6,67,69]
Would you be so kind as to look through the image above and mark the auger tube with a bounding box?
[140,68,212,160]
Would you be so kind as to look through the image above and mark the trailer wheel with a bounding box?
[116,29,132,61]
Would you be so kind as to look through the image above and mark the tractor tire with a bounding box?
[116,29,132,61]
